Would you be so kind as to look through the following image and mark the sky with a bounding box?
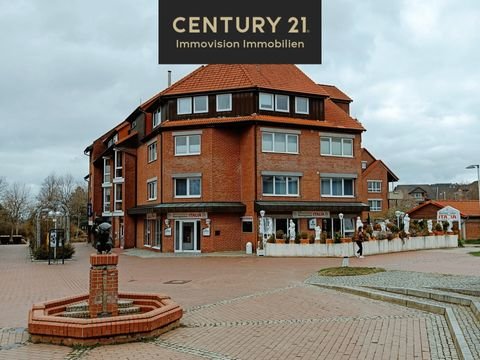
[0,0,479,196]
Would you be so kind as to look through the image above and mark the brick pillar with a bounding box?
[89,254,119,318]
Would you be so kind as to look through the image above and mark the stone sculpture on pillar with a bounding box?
[315,225,321,241]
[356,216,363,230]
[403,214,410,234]
[427,219,433,233]
[289,220,296,241]
[95,222,113,254]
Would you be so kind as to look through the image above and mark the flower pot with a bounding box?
[434,231,444,236]
[300,238,309,244]
[326,239,334,244]
[276,239,285,244]
[340,237,352,243]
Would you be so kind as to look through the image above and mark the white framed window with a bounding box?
[367,180,382,193]
[368,199,382,212]
[113,134,118,143]
[103,188,111,213]
[413,192,423,200]
[320,137,353,157]
[216,94,232,112]
[275,94,289,112]
[114,151,123,179]
[114,183,123,211]
[262,176,299,196]
[177,97,192,115]
[147,179,157,201]
[174,177,201,198]
[193,95,208,113]
[147,142,157,163]
[103,158,111,184]
[259,92,274,110]
[321,178,354,197]
[361,161,368,170]
[262,132,298,154]
[175,134,200,156]
[295,97,309,114]
[153,108,161,127]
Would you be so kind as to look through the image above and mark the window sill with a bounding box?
[102,212,112,217]
[147,159,157,164]
[174,196,201,199]
[102,182,112,188]
[320,154,354,158]
[262,194,300,197]
[147,198,157,202]
[112,177,124,183]
[321,195,355,198]
[262,151,299,155]
[174,153,201,157]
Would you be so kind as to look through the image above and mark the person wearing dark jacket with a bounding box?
[355,226,365,258]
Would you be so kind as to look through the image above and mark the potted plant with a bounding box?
[309,234,315,244]
[299,232,309,244]
[275,230,285,244]
[320,232,328,244]
[334,232,341,244]
[434,222,444,235]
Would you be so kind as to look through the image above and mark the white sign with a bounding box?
[164,228,172,237]
[167,212,208,219]
[437,206,461,222]
[292,211,330,219]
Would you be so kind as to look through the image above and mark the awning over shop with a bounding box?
[254,201,369,214]
[128,202,246,215]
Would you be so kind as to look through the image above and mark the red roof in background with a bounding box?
[161,107,364,132]
[324,99,365,130]
[408,200,480,217]
[318,84,352,102]
[155,64,329,98]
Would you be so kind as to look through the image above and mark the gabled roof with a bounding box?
[152,64,329,98]
[318,84,352,102]
[407,200,480,217]
[363,160,400,182]
[408,186,428,195]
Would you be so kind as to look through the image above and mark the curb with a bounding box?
[313,284,474,360]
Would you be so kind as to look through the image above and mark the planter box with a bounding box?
[276,239,285,244]
[300,238,309,244]
[340,238,352,243]
[326,239,334,244]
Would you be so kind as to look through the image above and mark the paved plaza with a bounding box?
[0,243,479,359]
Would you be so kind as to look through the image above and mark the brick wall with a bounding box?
[136,137,161,206]
[360,162,390,219]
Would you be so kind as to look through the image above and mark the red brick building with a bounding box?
[85,64,398,252]
[407,200,480,240]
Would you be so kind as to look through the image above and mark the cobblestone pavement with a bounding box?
[0,244,478,359]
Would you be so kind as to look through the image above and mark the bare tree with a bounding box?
[69,185,88,238]
[3,182,31,236]
[37,173,60,208]
[0,177,6,199]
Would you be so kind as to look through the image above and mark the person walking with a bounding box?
[355,226,365,258]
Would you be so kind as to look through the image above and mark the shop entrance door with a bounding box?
[175,220,200,252]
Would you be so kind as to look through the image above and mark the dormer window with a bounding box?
[177,98,192,115]
[153,108,161,127]
[275,95,289,112]
[295,97,309,114]
[216,94,232,112]
[193,96,208,113]
[259,93,274,110]
[177,96,208,115]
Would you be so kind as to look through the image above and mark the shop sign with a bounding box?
[437,206,460,222]
[292,211,330,219]
[167,212,208,219]
[146,213,157,220]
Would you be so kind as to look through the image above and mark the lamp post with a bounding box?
[338,213,344,238]
[466,164,480,208]
[395,210,401,229]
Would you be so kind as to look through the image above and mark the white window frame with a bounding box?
[320,137,354,157]
[147,141,157,163]
[262,132,298,154]
[259,92,274,111]
[103,158,111,184]
[114,183,123,211]
[295,96,309,114]
[413,192,423,200]
[361,161,368,170]
[147,179,157,201]
[114,150,123,180]
[177,97,192,115]
[367,180,382,193]
[174,134,201,156]
[193,95,208,114]
[368,199,382,212]
[216,93,232,112]
[153,108,161,127]
[275,94,290,112]
[321,178,355,198]
[103,187,111,213]
[174,177,201,198]
[262,175,300,197]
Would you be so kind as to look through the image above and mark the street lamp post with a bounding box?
[395,210,401,229]
[338,213,344,238]
[466,164,480,208]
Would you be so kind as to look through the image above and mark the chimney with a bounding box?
[168,70,172,87]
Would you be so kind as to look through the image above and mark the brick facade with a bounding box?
[85,64,399,252]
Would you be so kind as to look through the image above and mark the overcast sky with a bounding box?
[0,0,479,195]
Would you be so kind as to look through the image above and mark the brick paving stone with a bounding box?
[1,244,478,359]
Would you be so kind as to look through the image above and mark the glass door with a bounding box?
[175,220,200,252]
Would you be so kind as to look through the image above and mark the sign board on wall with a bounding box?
[437,206,461,222]
[146,213,157,220]
[292,211,330,219]
[167,212,208,219]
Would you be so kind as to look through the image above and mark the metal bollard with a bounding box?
[341,256,349,267]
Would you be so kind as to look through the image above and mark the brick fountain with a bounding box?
[28,252,183,346]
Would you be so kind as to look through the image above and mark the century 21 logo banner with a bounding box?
[158,0,322,64]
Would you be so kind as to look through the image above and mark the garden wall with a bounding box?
[265,235,458,257]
